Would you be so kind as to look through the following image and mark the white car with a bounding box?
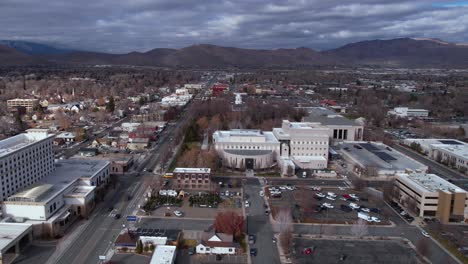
[322,203,334,209]
[316,193,326,198]
[361,207,370,213]
[371,216,380,223]
[259,191,264,197]
[421,231,430,238]
[400,211,407,216]
[174,211,183,217]
[279,186,287,190]
[349,203,360,210]
[349,194,358,199]
[245,201,250,208]
[327,192,337,198]
[326,196,336,201]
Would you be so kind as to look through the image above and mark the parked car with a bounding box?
[259,190,264,197]
[370,208,381,214]
[340,205,352,212]
[250,248,258,256]
[371,216,381,223]
[421,231,430,238]
[248,234,256,244]
[360,207,370,213]
[326,196,336,201]
[322,203,334,209]
[188,247,195,255]
[245,201,250,208]
[316,193,326,198]
[349,203,360,210]
[174,211,183,217]
[272,237,277,243]
[302,247,315,255]
[114,213,121,219]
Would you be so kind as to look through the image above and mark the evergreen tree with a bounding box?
[106,96,115,112]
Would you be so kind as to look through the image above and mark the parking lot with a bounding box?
[293,238,421,264]
[267,185,390,225]
[147,191,243,219]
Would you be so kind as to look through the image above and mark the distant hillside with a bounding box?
[0,40,74,55]
[2,38,468,68]
[324,38,468,68]
[0,44,44,65]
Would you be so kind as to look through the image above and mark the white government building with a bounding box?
[213,120,330,174]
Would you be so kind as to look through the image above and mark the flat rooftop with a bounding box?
[0,223,32,252]
[213,130,278,143]
[402,173,467,193]
[150,245,176,264]
[301,107,357,126]
[405,138,468,158]
[173,168,211,174]
[0,131,54,158]
[339,142,427,172]
[8,159,108,203]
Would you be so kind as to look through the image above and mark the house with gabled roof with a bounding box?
[196,231,239,255]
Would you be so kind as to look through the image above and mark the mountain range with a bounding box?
[1,38,468,68]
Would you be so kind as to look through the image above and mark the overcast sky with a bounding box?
[1,0,468,53]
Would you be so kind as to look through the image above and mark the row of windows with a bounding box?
[291,141,327,145]
[224,145,277,150]
[291,147,327,151]
[0,142,52,168]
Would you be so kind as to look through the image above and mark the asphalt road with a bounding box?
[244,180,281,264]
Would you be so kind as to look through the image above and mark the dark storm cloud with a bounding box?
[0,0,467,53]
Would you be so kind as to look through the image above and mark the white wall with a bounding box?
[3,204,47,220]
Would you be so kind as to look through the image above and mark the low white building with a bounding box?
[196,232,238,255]
[2,159,109,238]
[403,138,468,174]
[56,132,76,143]
[161,94,192,107]
[387,107,429,118]
[150,245,176,264]
[395,173,468,223]
[0,223,33,264]
[338,141,428,180]
[121,122,141,132]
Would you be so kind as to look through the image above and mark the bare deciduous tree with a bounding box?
[351,219,368,238]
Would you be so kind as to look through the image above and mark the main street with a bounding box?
[51,76,216,264]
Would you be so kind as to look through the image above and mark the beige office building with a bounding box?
[395,173,468,224]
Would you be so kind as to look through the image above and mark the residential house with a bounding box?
[196,232,239,255]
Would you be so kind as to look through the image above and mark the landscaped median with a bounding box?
[427,231,468,264]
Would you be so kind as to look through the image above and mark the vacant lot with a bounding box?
[293,238,421,264]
